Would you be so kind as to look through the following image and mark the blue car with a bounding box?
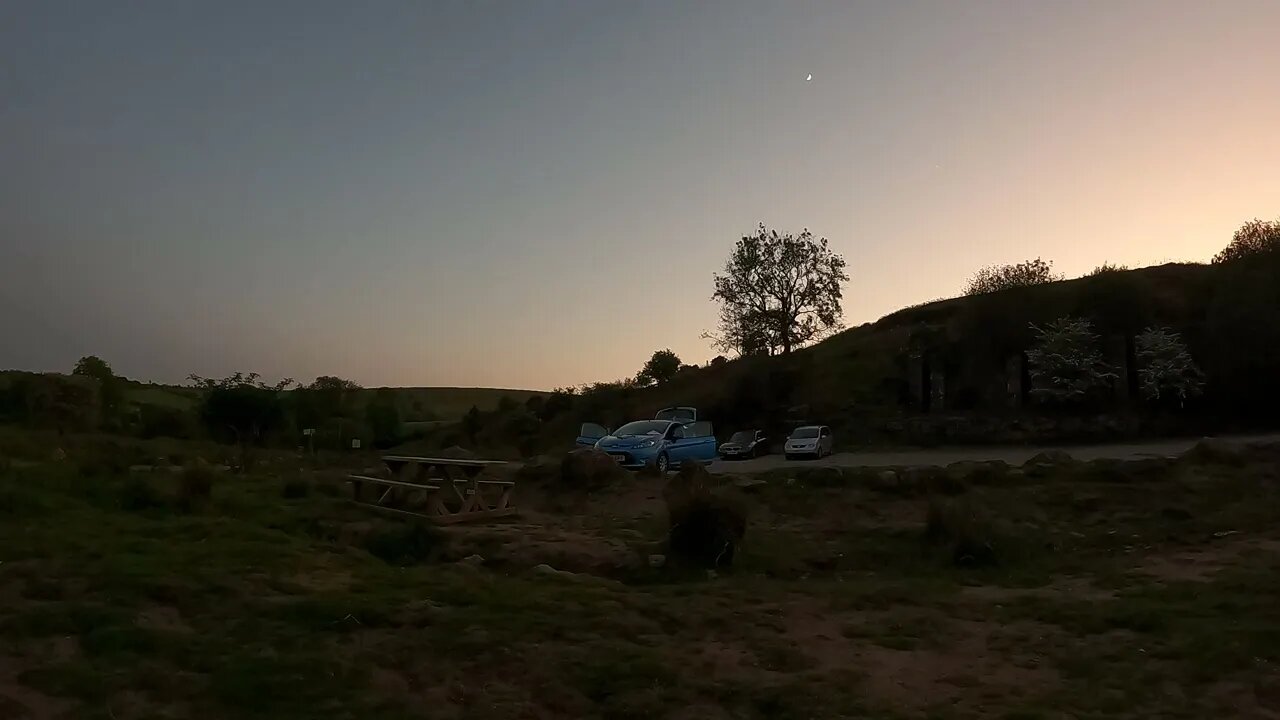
[577,411,717,473]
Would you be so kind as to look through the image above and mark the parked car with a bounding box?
[719,430,767,459]
[576,408,716,472]
[785,425,833,460]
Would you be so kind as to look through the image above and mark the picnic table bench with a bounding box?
[348,455,516,524]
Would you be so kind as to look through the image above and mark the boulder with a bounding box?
[560,448,628,489]
[1180,438,1244,466]
[1022,449,1077,477]
[945,460,1012,486]
[439,445,479,460]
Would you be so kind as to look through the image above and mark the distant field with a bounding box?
[0,372,543,422]
[381,387,545,421]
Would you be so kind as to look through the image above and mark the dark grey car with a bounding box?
[719,430,766,459]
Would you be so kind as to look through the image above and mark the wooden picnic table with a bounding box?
[348,455,516,524]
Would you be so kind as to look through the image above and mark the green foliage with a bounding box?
[712,223,848,355]
[364,388,402,447]
[1212,216,1280,264]
[189,373,292,445]
[4,373,101,432]
[1026,317,1117,404]
[71,355,115,382]
[964,257,1060,296]
[362,522,445,565]
[1135,327,1203,404]
[177,464,215,510]
[292,376,361,431]
[636,349,682,386]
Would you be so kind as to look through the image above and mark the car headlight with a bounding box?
[640,439,657,448]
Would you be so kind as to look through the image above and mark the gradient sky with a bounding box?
[3,1,1278,390]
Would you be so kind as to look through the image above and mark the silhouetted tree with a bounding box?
[189,373,293,465]
[964,258,1060,296]
[712,224,848,355]
[72,355,114,381]
[1213,217,1280,264]
[637,349,682,386]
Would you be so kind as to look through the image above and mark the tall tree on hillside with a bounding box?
[1213,217,1280,263]
[72,355,115,381]
[712,224,848,355]
[71,355,123,424]
[636,349,682,386]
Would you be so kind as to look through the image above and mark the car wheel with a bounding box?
[655,452,670,474]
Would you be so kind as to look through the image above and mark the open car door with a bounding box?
[576,422,609,448]
[668,421,717,463]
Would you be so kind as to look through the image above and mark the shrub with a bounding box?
[1026,317,1117,405]
[923,498,998,567]
[963,258,1060,296]
[663,461,747,569]
[177,464,216,511]
[1135,327,1203,405]
[1086,262,1128,276]
[281,476,312,499]
[363,522,444,565]
[120,476,165,512]
[1213,217,1280,264]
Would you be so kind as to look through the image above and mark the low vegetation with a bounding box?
[2,427,1279,718]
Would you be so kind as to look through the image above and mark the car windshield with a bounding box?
[790,427,820,439]
[729,431,755,444]
[614,421,668,436]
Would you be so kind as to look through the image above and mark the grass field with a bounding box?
[2,429,1278,719]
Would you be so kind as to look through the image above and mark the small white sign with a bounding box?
[302,428,315,436]
[351,439,362,449]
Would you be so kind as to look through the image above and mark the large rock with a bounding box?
[1022,449,1077,477]
[438,445,479,460]
[945,460,1012,486]
[1180,438,1244,466]
[560,448,628,489]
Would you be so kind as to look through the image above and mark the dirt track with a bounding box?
[708,432,1280,474]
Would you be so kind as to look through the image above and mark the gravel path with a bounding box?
[708,433,1280,474]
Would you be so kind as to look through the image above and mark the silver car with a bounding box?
[785,425,833,460]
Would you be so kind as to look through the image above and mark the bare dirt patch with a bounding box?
[0,655,72,720]
[136,604,193,634]
[855,620,1058,716]
[960,576,1116,603]
[1137,536,1280,583]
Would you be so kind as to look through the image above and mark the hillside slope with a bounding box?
[506,258,1279,452]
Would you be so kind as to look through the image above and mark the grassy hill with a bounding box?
[0,374,544,424]
[502,258,1280,452]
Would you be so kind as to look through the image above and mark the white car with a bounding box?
[785,425,833,460]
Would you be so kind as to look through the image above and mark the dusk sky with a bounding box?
[3,1,1278,390]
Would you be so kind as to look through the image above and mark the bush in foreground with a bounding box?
[924,497,999,567]
[663,461,747,569]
